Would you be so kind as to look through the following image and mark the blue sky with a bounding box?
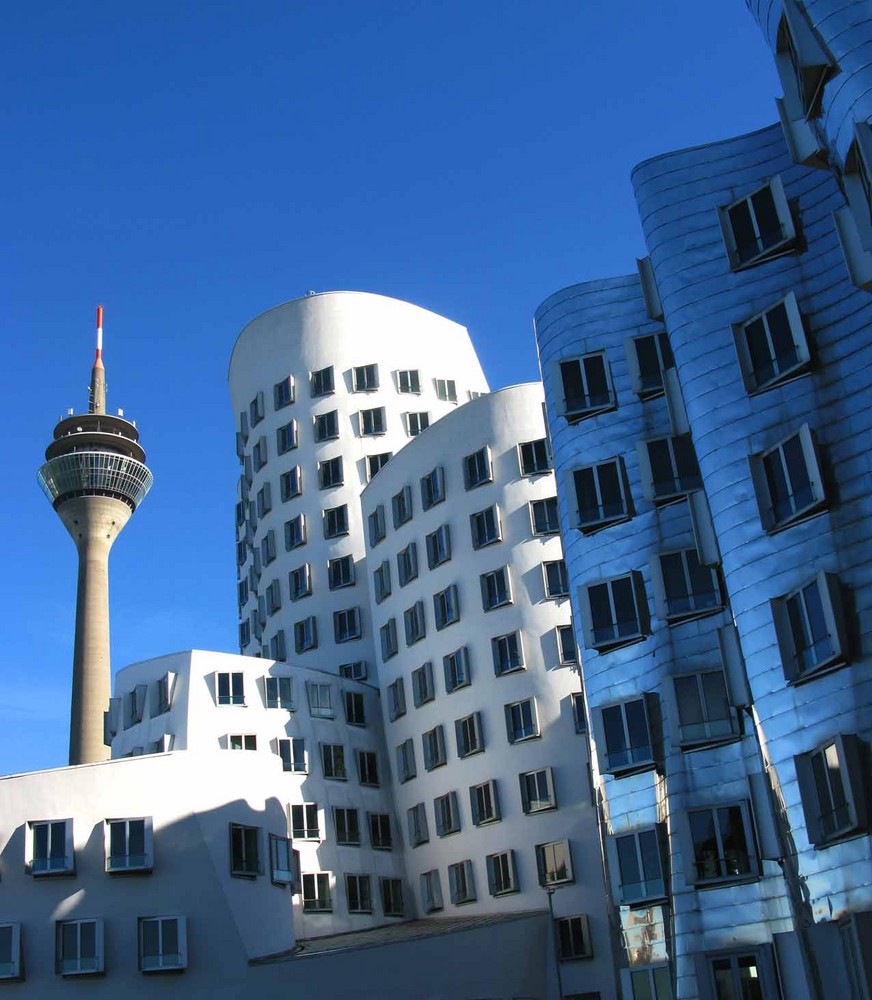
[3,1,779,774]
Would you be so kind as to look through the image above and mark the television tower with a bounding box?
[37,307,153,765]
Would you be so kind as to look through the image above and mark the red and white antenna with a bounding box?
[95,304,104,364]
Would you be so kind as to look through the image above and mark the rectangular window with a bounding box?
[689,803,757,883]
[306,680,333,718]
[423,725,447,771]
[105,817,152,872]
[627,966,674,1000]
[276,737,307,773]
[629,331,674,398]
[276,420,298,455]
[339,660,367,681]
[720,176,797,269]
[556,915,592,961]
[455,712,484,758]
[274,375,294,410]
[614,827,665,905]
[249,391,265,427]
[543,560,569,599]
[734,292,810,393]
[269,835,294,886]
[408,803,429,846]
[321,743,347,780]
[559,353,615,421]
[345,873,372,913]
[139,915,187,971]
[674,671,736,747]
[443,647,471,692]
[279,466,302,501]
[434,378,457,402]
[530,497,560,535]
[367,452,392,479]
[314,409,339,442]
[448,860,476,905]
[434,791,460,836]
[284,514,306,550]
[470,779,500,825]
[520,768,556,814]
[406,411,430,436]
[373,560,392,604]
[290,804,319,840]
[597,698,655,773]
[217,672,245,706]
[703,949,780,1000]
[380,618,398,660]
[492,631,524,675]
[387,678,406,721]
[261,529,277,565]
[229,734,257,750]
[583,573,647,650]
[294,616,318,653]
[289,564,311,602]
[404,601,427,646]
[558,625,578,666]
[504,698,539,743]
[434,584,460,630]
[333,807,361,846]
[412,661,435,707]
[238,619,251,648]
[425,524,451,569]
[398,369,421,394]
[470,505,501,548]
[56,918,103,976]
[420,870,443,912]
[658,549,722,622]
[641,435,702,503]
[0,923,22,980]
[334,607,362,643]
[357,750,379,786]
[752,424,825,531]
[574,459,630,530]
[353,364,379,391]
[369,813,392,850]
[272,633,288,663]
[396,738,416,782]
[795,734,868,846]
[570,691,586,733]
[381,878,405,917]
[421,466,446,509]
[343,690,366,726]
[361,407,386,435]
[536,840,573,886]
[772,571,846,680]
[252,435,268,471]
[486,850,518,896]
[230,823,261,878]
[328,555,355,590]
[519,438,550,475]
[323,504,349,538]
[481,566,512,611]
[310,366,334,397]
[256,481,273,517]
[368,504,386,546]
[397,543,418,586]
[463,446,492,489]
[318,456,343,489]
[302,872,332,911]
[265,578,282,615]
[392,485,413,528]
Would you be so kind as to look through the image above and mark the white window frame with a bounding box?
[380,618,398,660]
[557,624,578,666]
[276,419,298,455]
[556,914,592,961]
[520,767,556,814]
[320,742,347,780]
[673,669,738,748]
[397,542,418,586]
[229,823,262,878]
[366,452,392,479]
[456,712,484,758]
[396,738,416,782]
[275,736,307,773]
[294,616,318,653]
[406,411,430,436]
[775,0,836,121]
[216,671,245,707]
[443,647,471,692]
[302,872,332,912]
[398,369,421,394]
[306,680,333,718]
[0,923,22,981]
[470,779,500,825]
[290,803,320,840]
[434,378,457,402]
[392,484,413,528]
[422,725,447,771]
[360,406,386,436]
[353,363,379,392]
[279,466,302,501]
[284,513,306,550]
[56,918,104,976]
[536,839,574,886]
[343,690,366,727]
[504,698,540,744]
[463,446,493,490]
[557,352,616,422]
[718,175,797,270]
[334,607,362,644]
[420,465,445,509]
[420,869,443,912]
[843,123,872,254]
[339,660,367,681]
[654,548,723,623]
[626,330,673,399]
[269,835,294,886]
[380,877,405,917]
[448,860,476,905]
[318,456,343,490]
[594,696,656,775]
[580,572,648,651]
[795,733,868,847]
[373,559,391,603]
[486,849,518,896]
[368,812,392,850]
[314,409,339,442]
[327,555,355,590]
[733,291,811,393]
[772,570,847,682]
[104,817,153,873]
[687,801,759,885]
[27,818,74,876]
[288,564,311,601]
[750,423,826,532]
[481,566,512,611]
[518,438,550,475]
[333,806,361,846]
[412,661,435,707]
[433,584,460,630]
[425,523,451,569]
[607,826,666,906]
[492,631,524,676]
[387,678,406,721]
[470,505,501,548]
[273,374,294,410]
[530,497,560,535]
[543,560,569,599]
[637,434,701,504]
[573,458,631,531]
[408,803,429,846]
[356,749,379,786]
[323,503,349,538]
[434,791,460,837]
[368,504,386,546]
[265,578,282,615]
[621,965,674,1000]
[345,873,373,913]
[138,915,187,972]
[310,366,334,397]
[696,946,781,1000]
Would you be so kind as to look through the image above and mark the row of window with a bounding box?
[242,445,395,491]
[105,673,174,738]
[213,673,370,719]
[229,735,381,787]
[299,872,406,917]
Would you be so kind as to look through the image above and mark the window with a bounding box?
[343,690,366,726]
[328,555,355,590]
[154,672,174,715]
[776,0,835,119]
[612,827,666,905]
[105,817,152,872]
[369,813,392,850]
[310,366,334,397]
[478,567,510,612]
[720,176,797,269]
[492,631,524,675]
[470,505,501,548]
[397,543,418,586]
[294,616,318,653]
[432,584,459,630]
[373,560,392,604]
[139,916,186,972]
[795,734,868,846]
[596,698,655,774]
[674,671,736,747]
[345,874,372,913]
[276,419,297,455]
[230,823,261,877]
[361,406,386,435]
[353,363,379,391]
[505,698,539,743]
[261,529,277,566]
[279,466,302,501]
[334,607,362,643]
[238,619,251,648]
[380,618,398,660]
[333,807,361,846]
[274,375,294,410]
[408,803,429,846]
[543,560,569,599]
[217,672,245,706]
[536,840,573,886]
[396,738,416,782]
[689,802,757,883]
[443,647,471,692]
[269,835,295,886]
[321,743,347,780]
[520,768,556,814]
[357,750,379,786]
[56,919,103,975]
[368,504,386,546]
[421,466,445,509]
[470,779,500,825]
[487,850,518,896]
[367,452,392,480]
[558,625,578,666]
[0,924,22,980]
[387,678,406,720]
[626,966,674,1000]
[423,726,447,771]
[288,564,311,602]
[629,331,674,398]
[381,878,405,917]
[306,680,333,718]
[406,411,430,436]
[314,410,339,442]
[425,524,451,569]
[733,292,810,393]
[752,424,825,531]
[518,438,551,477]
[404,601,426,646]
[556,915,592,961]
[339,660,367,681]
[455,712,484,758]
[291,803,319,840]
[252,436,268,471]
[123,684,147,728]
[420,870,443,912]
[701,948,780,1000]
[570,692,587,733]
[229,734,257,750]
[530,497,560,535]
[318,456,343,489]
[559,353,615,421]
[392,485,413,528]
[448,860,476,905]
[641,435,701,503]
[772,571,846,681]
[302,872,332,911]
[265,578,282,615]
[285,514,306,550]
[583,573,647,650]
[256,481,272,517]
[323,504,349,538]
[463,446,492,489]
[276,737,307,772]
[268,628,284,661]
[574,459,630,530]
[398,369,421,394]
[435,378,457,402]
[434,791,460,836]
[249,391,265,427]
[658,549,722,622]
[412,661,435,707]
[843,124,872,253]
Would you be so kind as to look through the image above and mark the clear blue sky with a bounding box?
[3,1,778,774]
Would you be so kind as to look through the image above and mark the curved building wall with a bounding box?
[228,291,489,679]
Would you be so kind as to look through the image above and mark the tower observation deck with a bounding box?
[37,307,153,765]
